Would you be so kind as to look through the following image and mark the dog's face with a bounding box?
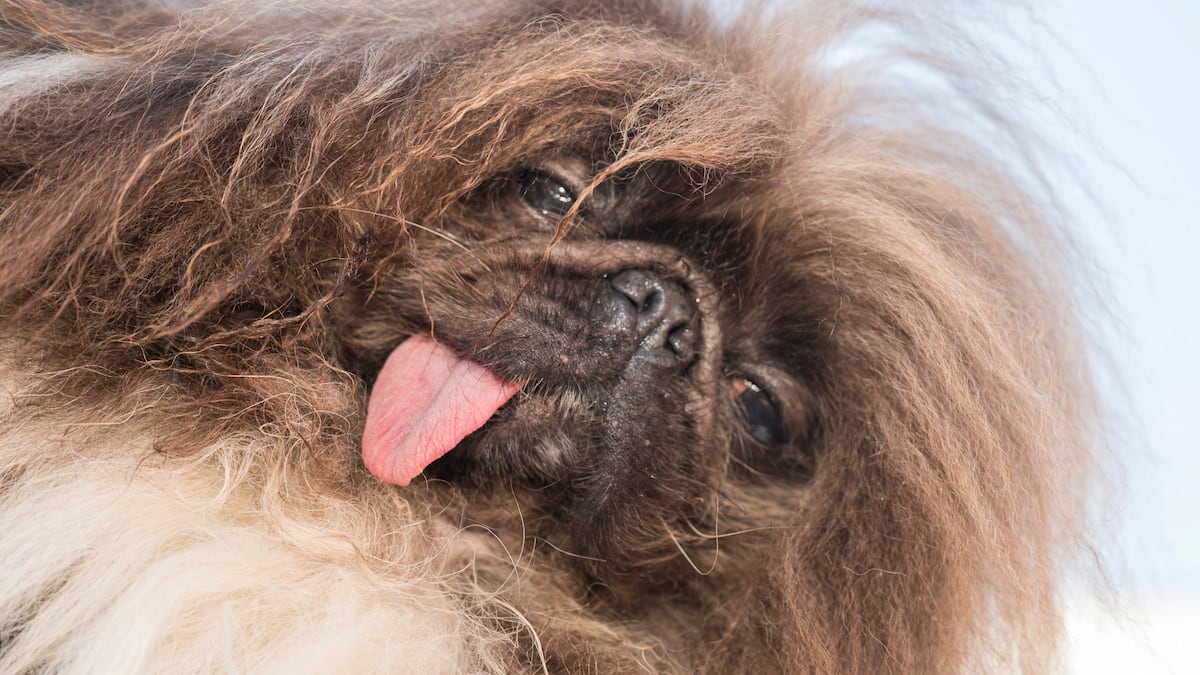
[337,155,817,571]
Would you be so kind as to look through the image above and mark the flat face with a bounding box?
[341,148,821,571]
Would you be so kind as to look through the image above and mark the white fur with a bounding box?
[0,368,508,674]
[0,54,107,115]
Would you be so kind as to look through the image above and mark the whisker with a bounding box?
[665,521,717,576]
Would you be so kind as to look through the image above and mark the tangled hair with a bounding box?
[0,0,1100,672]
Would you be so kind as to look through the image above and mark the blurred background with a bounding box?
[1041,1,1198,673]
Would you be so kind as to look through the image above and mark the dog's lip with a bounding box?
[361,334,524,486]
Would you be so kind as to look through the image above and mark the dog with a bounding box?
[0,0,1099,672]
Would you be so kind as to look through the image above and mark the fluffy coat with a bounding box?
[0,1,1099,672]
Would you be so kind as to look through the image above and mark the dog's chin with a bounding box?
[427,391,591,484]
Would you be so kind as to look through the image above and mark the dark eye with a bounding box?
[733,377,787,446]
[518,169,576,216]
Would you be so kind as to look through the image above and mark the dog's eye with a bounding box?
[518,169,576,216]
[732,377,787,446]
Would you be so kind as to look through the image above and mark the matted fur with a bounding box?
[0,0,1099,673]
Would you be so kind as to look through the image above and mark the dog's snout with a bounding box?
[610,269,698,367]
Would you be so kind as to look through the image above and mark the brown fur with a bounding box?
[0,0,1099,672]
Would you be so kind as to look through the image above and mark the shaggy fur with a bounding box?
[0,0,1098,673]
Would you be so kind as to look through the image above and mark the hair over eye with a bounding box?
[518,168,576,215]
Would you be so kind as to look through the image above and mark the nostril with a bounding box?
[638,290,660,315]
[609,269,699,367]
[666,322,696,360]
[611,270,657,316]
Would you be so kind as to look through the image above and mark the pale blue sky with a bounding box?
[1039,0,1200,589]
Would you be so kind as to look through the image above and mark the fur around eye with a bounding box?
[732,377,787,446]
[518,168,576,215]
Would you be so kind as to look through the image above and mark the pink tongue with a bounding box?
[362,334,522,486]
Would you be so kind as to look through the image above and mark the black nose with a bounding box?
[610,269,699,367]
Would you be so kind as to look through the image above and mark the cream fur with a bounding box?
[0,54,106,116]
[0,366,510,674]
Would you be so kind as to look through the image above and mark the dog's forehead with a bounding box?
[380,7,788,184]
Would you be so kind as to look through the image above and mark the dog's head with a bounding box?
[340,152,824,572]
[0,1,1098,671]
